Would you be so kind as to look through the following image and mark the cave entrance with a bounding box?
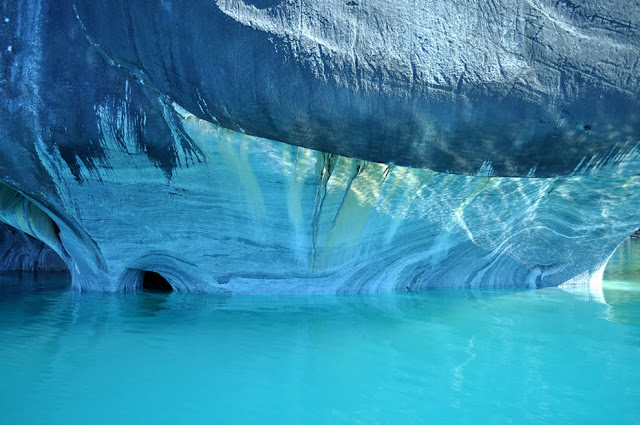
[0,223,68,271]
[141,271,173,292]
[0,182,68,272]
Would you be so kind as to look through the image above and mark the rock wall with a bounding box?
[0,1,639,292]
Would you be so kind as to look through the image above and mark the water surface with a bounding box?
[1,242,639,424]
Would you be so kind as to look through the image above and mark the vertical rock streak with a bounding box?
[2,102,637,293]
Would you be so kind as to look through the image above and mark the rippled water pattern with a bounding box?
[1,242,640,424]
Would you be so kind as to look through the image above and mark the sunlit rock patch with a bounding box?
[1,101,637,293]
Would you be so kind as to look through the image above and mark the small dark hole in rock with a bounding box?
[142,271,173,292]
[583,125,591,131]
[52,221,61,242]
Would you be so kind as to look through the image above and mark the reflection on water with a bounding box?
[604,238,640,282]
[0,245,639,424]
[603,238,640,326]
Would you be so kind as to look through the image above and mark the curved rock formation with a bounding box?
[0,1,639,292]
[0,224,66,271]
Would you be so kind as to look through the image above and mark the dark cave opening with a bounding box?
[141,271,173,292]
[52,221,62,243]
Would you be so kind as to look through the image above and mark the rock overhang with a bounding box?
[0,0,639,292]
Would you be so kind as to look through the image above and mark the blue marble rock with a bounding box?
[0,224,66,272]
[0,1,639,293]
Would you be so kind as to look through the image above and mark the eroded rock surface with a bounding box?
[0,1,639,292]
[0,224,66,271]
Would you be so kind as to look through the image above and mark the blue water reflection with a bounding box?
[0,243,638,425]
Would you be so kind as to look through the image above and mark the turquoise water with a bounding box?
[1,244,640,424]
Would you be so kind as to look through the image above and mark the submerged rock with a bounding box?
[0,1,639,292]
